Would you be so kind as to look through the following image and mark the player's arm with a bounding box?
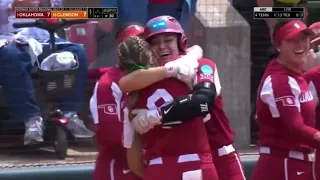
[126,133,145,177]
[261,74,320,147]
[160,59,219,126]
[123,108,145,177]
[89,81,99,123]
[118,45,203,93]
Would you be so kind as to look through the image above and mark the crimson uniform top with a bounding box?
[303,66,320,131]
[90,66,125,159]
[131,58,217,161]
[200,60,235,148]
[256,60,318,153]
[303,64,320,180]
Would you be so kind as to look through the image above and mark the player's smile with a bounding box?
[292,36,309,55]
[159,52,170,57]
[292,37,310,64]
[294,49,304,54]
[280,33,311,68]
[149,33,180,63]
[159,51,172,62]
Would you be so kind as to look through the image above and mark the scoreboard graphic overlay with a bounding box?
[253,7,304,19]
[15,7,118,19]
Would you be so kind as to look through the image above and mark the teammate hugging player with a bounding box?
[121,16,219,180]
[252,20,320,180]
[119,15,245,180]
[91,21,207,180]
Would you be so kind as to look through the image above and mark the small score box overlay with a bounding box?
[15,7,118,19]
[253,7,304,19]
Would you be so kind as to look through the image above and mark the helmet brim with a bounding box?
[146,29,182,40]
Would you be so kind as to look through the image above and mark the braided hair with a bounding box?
[117,36,158,113]
[118,36,157,72]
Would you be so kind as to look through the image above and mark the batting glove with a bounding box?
[131,109,162,134]
[169,45,203,86]
[164,57,198,85]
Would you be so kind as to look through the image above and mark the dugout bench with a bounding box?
[0,156,258,180]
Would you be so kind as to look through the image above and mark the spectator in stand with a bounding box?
[0,0,93,145]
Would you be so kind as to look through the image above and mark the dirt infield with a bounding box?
[0,140,97,168]
[0,143,258,168]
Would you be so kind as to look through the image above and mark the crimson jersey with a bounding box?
[131,58,219,161]
[303,65,320,180]
[200,59,235,148]
[256,60,318,153]
[303,65,320,130]
[90,66,125,158]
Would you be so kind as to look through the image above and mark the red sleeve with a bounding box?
[91,72,124,146]
[260,74,318,146]
[195,58,221,95]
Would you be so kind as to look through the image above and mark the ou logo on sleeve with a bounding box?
[200,65,213,75]
[98,104,117,115]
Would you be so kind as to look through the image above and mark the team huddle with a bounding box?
[89,15,320,180]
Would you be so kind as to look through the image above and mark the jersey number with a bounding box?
[122,89,174,146]
[122,89,173,122]
[147,89,174,110]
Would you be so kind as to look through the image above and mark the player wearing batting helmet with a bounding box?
[122,16,219,180]
[120,15,245,180]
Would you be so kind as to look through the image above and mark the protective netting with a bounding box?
[0,0,319,167]
[189,0,251,149]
